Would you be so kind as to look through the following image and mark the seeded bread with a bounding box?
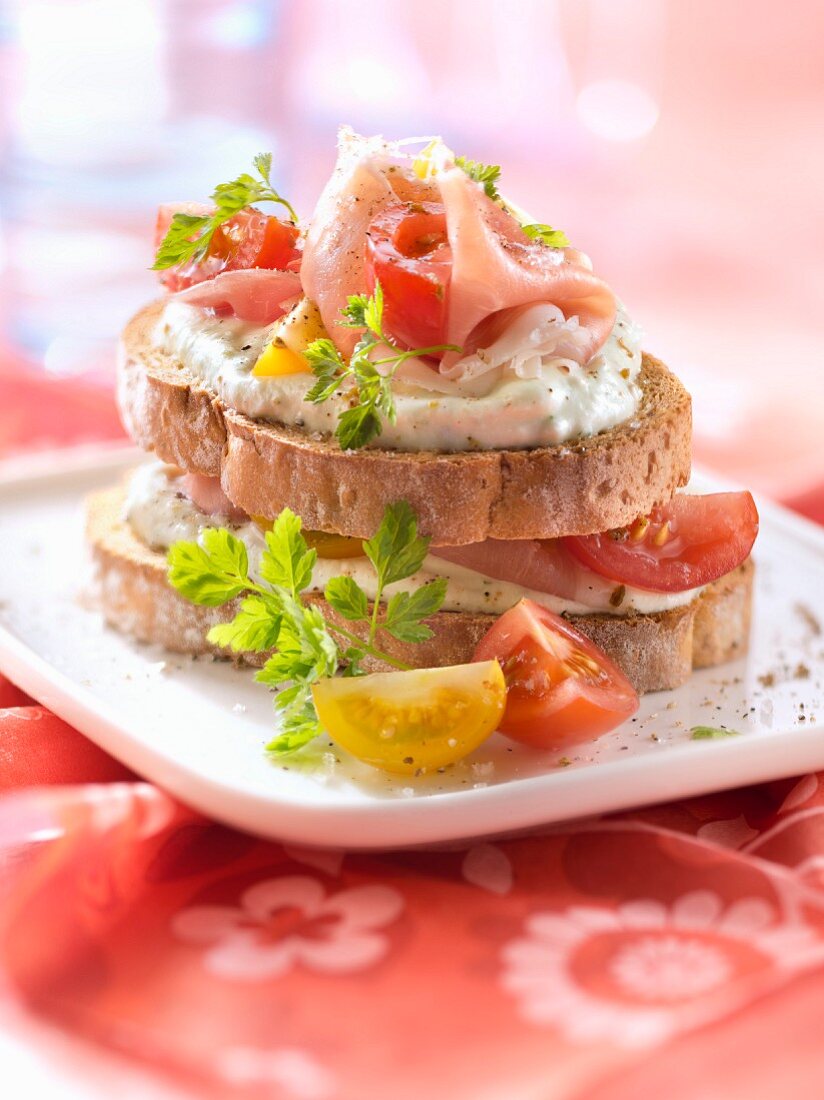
[86,487,753,695]
[117,301,692,546]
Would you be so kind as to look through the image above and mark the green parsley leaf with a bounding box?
[522,223,570,249]
[324,576,369,622]
[690,726,741,740]
[341,648,366,677]
[254,599,339,757]
[382,578,448,642]
[253,152,274,188]
[455,155,502,201]
[340,285,384,336]
[270,682,307,710]
[152,213,213,270]
[255,646,309,689]
[207,593,282,652]
[304,283,460,450]
[304,339,348,404]
[266,684,323,754]
[364,500,430,588]
[352,351,396,414]
[340,292,371,329]
[152,153,297,271]
[336,403,384,450]
[281,598,339,681]
[167,528,249,606]
[362,280,384,336]
[260,509,316,596]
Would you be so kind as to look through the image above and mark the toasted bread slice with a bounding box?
[118,302,692,546]
[86,487,752,695]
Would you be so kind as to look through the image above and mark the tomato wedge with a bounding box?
[472,600,638,748]
[565,491,758,593]
[312,661,506,774]
[365,201,451,350]
[155,203,300,293]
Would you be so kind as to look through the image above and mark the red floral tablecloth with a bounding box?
[3,364,824,1099]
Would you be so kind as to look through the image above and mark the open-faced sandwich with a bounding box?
[87,129,758,773]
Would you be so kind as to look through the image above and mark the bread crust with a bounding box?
[86,487,753,695]
[117,301,692,545]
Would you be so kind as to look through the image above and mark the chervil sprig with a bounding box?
[521,223,570,249]
[455,155,502,201]
[303,282,460,450]
[167,501,447,753]
[152,153,297,271]
[453,156,570,247]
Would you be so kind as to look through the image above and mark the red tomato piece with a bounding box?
[472,599,639,748]
[564,492,759,593]
[155,204,300,293]
[364,201,451,350]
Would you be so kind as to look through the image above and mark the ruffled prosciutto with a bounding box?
[301,130,616,371]
[301,130,436,356]
[430,538,591,603]
[437,167,616,370]
[171,269,302,325]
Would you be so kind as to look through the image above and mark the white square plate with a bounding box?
[1,444,822,848]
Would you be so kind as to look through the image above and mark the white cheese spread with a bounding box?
[125,463,701,618]
[153,299,643,453]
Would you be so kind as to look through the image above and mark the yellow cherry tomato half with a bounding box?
[250,519,364,559]
[412,138,440,180]
[252,343,309,377]
[312,660,506,774]
[303,530,365,559]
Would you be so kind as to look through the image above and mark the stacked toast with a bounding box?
[88,130,756,695]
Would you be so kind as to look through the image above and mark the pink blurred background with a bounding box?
[1,0,821,502]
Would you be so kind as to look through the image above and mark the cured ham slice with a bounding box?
[300,132,396,357]
[301,130,616,371]
[171,269,302,325]
[180,472,248,523]
[430,538,588,603]
[437,167,616,368]
[438,302,591,384]
[301,131,438,356]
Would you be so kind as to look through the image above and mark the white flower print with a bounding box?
[501,890,823,1049]
[462,844,513,895]
[696,815,759,850]
[609,934,731,1000]
[216,1046,334,1099]
[778,774,819,814]
[172,874,403,981]
[283,844,344,877]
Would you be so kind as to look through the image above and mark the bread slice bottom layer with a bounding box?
[86,487,754,695]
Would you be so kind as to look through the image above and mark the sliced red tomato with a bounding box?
[364,201,451,350]
[565,491,758,594]
[472,599,638,748]
[155,203,300,293]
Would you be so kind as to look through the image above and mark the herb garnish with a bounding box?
[303,282,460,450]
[152,153,297,271]
[454,155,502,201]
[689,726,740,740]
[167,501,447,752]
[454,159,569,246]
[521,223,570,249]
